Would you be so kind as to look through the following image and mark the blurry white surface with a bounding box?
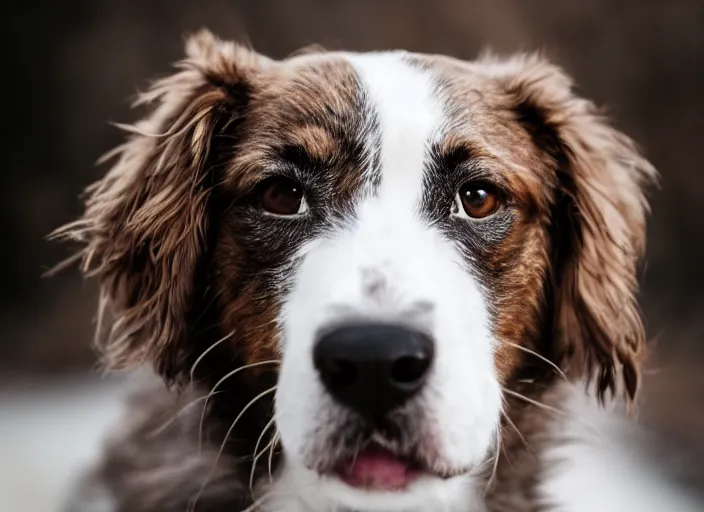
[0,375,129,512]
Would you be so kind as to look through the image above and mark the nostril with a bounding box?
[324,359,357,390]
[390,355,431,386]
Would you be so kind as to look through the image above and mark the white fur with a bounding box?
[271,52,502,511]
[539,387,702,512]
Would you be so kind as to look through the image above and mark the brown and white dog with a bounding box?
[56,30,693,512]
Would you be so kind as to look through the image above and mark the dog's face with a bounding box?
[58,31,655,510]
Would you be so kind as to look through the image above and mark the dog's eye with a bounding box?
[455,182,501,219]
[260,176,307,216]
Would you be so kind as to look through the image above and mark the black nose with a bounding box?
[313,323,434,421]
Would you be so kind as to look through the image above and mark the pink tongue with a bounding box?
[340,446,412,490]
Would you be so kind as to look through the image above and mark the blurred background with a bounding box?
[1,1,702,511]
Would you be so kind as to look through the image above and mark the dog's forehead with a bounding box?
[231,51,544,202]
[267,51,532,151]
[265,50,511,116]
[248,51,495,140]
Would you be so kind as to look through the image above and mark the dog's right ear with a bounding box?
[51,30,269,382]
[483,53,656,403]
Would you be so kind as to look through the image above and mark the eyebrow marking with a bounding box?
[429,144,473,174]
[278,142,317,169]
[282,124,337,164]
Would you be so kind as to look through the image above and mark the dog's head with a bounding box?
[56,30,655,510]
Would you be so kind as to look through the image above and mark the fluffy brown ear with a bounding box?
[488,54,657,402]
[52,30,267,382]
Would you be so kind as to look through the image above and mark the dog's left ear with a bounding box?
[486,54,658,402]
[51,30,270,383]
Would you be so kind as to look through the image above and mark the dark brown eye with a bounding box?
[457,182,501,219]
[260,176,306,216]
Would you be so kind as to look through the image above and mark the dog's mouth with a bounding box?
[330,442,427,491]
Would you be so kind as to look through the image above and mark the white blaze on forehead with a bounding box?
[273,53,502,511]
[344,53,444,210]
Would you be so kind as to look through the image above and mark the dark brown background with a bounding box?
[2,0,702,388]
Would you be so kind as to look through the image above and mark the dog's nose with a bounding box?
[313,323,434,421]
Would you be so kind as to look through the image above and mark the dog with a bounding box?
[55,29,696,512]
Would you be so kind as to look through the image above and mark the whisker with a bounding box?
[501,387,605,442]
[249,417,277,493]
[268,431,279,483]
[484,423,502,495]
[198,360,281,452]
[501,411,533,454]
[503,341,568,381]
[149,391,224,438]
[189,331,235,383]
[241,489,290,512]
[500,443,516,471]
[470,455,496,475]
[258,433,279,474]
[501,387,566,417]
[190,386,277,512]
